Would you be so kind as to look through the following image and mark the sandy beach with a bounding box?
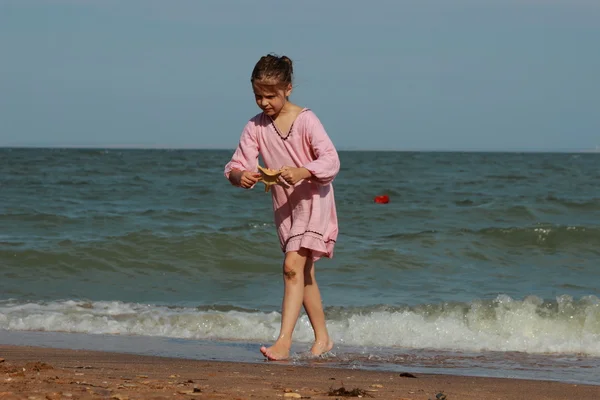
[0,345,598,400]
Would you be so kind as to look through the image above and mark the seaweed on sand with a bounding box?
[327,385,374,397]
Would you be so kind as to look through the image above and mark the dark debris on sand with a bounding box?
[327,385,374,397]
[399,372,417,378]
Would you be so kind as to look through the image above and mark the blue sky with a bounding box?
[1,1,599,151]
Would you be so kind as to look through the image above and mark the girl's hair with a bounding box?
[251,54,293,88]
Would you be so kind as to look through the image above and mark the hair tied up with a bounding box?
[251,53,294,88]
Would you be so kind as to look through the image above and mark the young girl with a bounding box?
[224,54,340,361]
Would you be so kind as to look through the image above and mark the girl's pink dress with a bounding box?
[224,108,340,261]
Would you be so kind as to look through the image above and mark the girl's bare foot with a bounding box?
[310,338,334,356]
[260,341,291,361]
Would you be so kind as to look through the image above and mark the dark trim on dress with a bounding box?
[282,230,337,252]
[270,119,295,141]
[268,108,309,141]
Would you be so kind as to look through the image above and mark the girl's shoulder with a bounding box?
[296,108,327,130]
[295,107,317,122]
[249,111,268,123]
[244,112,271,130]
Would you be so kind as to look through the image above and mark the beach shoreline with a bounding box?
[3,329,599,387]
[1,344,598,400]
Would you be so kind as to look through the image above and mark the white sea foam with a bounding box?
[1,295,599,356]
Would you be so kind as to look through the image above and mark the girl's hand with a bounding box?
[240,170,261,188]
[231,169,261,189]
[280,166,312,185]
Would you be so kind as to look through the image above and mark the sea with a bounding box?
[1,148,599,385]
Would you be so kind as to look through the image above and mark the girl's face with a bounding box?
[252,82,292,117]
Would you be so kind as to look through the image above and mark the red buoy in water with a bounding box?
[374,195,389,204]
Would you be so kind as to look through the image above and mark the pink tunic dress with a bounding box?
[224,108,340,261]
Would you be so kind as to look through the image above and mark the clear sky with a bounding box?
[1,0,599,151]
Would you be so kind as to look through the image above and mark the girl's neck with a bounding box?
[271,101,301,120]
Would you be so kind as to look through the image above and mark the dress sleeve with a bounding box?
[224,120,260,183]
[302,111,340,185]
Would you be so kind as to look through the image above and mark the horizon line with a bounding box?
[1,144,598,153]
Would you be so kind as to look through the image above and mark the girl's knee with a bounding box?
[283,265,299,281]
[283,250,310,282]
[283,259,303,281]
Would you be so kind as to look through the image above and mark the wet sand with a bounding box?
[0,345,598,400]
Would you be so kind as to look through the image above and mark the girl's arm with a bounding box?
[224,122,261,188]
[302,112,340,185]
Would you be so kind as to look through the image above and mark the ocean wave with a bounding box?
[1,295,598,356]
[476,225,600,248]
[379,224,599,248]
[544,195,600,211]
[0,230,279,272]
[0,211,76,224]
[485,174,530,181]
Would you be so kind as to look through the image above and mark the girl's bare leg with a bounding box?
[302,258,334,355]
[260,249,308,360]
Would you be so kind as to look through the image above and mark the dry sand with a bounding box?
[0,345,598,400]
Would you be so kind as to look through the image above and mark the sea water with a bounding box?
[1,148,599,384]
